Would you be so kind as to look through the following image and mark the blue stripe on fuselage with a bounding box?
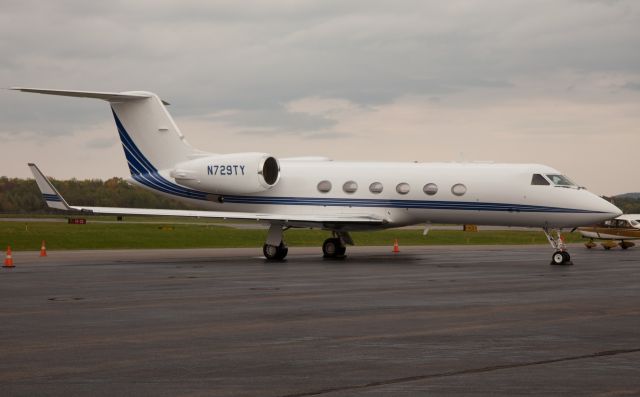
[109,110,604,214]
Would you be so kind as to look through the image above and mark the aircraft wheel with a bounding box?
[323,238,345,259]
[551,251,564,265]
[263,243,288,260]
[619,241,635,250]
[550,251,572,265]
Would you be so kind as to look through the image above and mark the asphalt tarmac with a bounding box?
[1,245,639,396]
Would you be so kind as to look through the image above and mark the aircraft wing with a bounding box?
[28,163,385,226]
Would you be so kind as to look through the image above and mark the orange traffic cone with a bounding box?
[3,246,14,268]
[393,239,400,253]
[40,240,47,257]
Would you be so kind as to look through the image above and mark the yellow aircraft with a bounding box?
[578,214,640,250]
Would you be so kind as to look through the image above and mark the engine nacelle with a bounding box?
[170,152,280,194]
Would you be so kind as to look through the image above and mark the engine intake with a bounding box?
[170,152,280,195]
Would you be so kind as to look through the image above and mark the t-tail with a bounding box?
[10,88,201,177]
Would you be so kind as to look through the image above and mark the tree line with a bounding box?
[0,177,197,213]
[607,196,640,215]
[1,176,639,214]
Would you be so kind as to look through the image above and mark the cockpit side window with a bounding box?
[546,174,576,186]
[531,174,550,185]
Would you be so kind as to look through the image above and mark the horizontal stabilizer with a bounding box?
[11,87,170,105]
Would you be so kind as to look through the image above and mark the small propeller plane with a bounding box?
[13,87,622,265]
[578,214,640,250]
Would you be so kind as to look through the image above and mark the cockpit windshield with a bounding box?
[545,174,576,186]
[531,174,550,185]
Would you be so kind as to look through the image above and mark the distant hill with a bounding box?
[610,193,640,214]
[0,177,198,214]
[613,192,640,200]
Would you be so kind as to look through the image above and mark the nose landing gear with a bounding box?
[543,227,573,266]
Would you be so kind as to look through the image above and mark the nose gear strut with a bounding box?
[543,227,573,265]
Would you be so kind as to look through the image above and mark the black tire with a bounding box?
[263,244,278,260]
[561,251,570,262]
[323,238,345,258]
[275,244,288,260]
[322,238,337,257]
[264,243,288,260]
[551,251,565,265]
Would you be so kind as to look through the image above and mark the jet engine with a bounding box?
[170,152,280,194]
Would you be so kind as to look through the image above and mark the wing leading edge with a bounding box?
[27,164,385,227]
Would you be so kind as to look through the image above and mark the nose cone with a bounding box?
[593,195,623,218]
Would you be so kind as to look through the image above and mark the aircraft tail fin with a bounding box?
[12,87,199,176]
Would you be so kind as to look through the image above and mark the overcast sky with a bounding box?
[1,0,639,195]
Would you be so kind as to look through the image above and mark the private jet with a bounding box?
[13,88,621,265]
[579,214,640,250]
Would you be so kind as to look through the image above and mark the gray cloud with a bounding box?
[623,82,640,91]
[83,137,118,150]
[1,0,639,194]
[202,106,336,133]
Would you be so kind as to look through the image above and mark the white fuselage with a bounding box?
[12,87,620,235]
[131,159,620,231]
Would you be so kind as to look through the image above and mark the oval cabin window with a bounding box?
[423,183,438,195]
[451,183,467,196]
[396,182,410,195]
[343,181,358,194]
[369,182,383,194]
[317,180,332,193]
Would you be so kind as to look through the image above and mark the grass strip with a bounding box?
[0,221,584,251]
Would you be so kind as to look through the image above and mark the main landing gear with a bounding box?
[322,237,346,259]
[262,226,353,261]
[263,224,289,261]
[585,238,635,250]
[543,227,573,266]
[322,232,353,259]
[263,242,288,260]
